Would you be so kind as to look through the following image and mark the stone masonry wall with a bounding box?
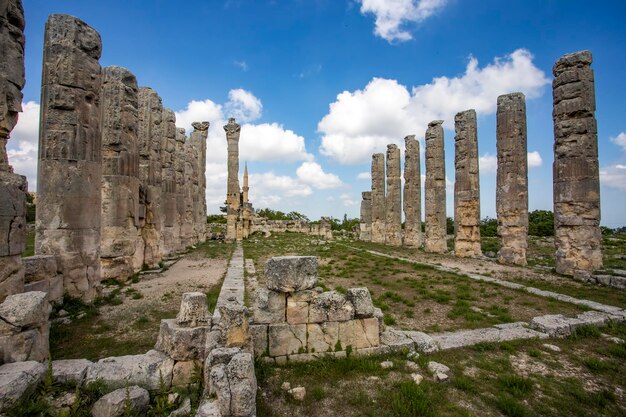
[403,135,422,247]
[424,120,447,253]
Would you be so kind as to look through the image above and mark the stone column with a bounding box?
[496,93,528,266]
[100,66,140,281]
[138,87,163,267]
[160,108,178,256]
[403,135,422,247]
[370,153,385,244]
[36,15,103,301]
[174,127,188,250]
[182,138,195,247]
[189,122,209,243]
[424,120,447,253]
[224,118,241,241]
[454,110,482,258]
[0,0,26,301]
[359,191,372,241]
[385,144,402,246]
[552,51,602,275]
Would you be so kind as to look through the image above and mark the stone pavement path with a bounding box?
[212,243,245,323]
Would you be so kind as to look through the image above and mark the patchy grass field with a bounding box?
[243,233,590,333]
[257,322,626,417]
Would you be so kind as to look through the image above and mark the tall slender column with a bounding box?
[552,50,602,275]
[224,118,241,241]
[403,135,422,247]
[385,144,402,246]
[496,93,528,265]
[454,110,482,258]
[424,120,447,253]
[190,122,209,243]
[359,191,372,241]
[370,153,385,244]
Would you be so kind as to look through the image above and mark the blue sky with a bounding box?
[8,0,626,226]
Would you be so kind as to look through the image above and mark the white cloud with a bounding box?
[6,101,40,189]
[234,60,248,72]
[296,162,343,189]
[340,193,358,207]
[600,164,626,191]
[319,49,549,164]
[357,171,371,180]
[225,88,262,122]
[479,153,497,173]
[610,132,626,152]
[527,151,543,168]
[249,171,312,199]
[241,123,313,163]
[358,0,447,42]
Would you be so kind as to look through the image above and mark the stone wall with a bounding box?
[251,218,333,239]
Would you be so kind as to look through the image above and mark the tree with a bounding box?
[528,210,554,236]
[480,217,498,237]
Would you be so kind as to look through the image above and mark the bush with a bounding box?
[480,217,498,237]
[528,210,554,236]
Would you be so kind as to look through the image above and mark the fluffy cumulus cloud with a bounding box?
[6,101,40,189]
[240,123,313,163]
[340,193,359,207]
[296,162,343,189]
[479,154,497,173]
[225,88,262,122]
[527,151,543,168]
[600,164,626,191]
[610,132,626,152]
[357,171,371,180]
[318,49,549,164]
[358,0,447,42]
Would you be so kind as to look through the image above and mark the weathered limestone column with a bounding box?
[496,93,528,266]
[403,135,422,247]
[189,121,209,243]
[161,108,178,256]
[370,153,385,244]
[138,87,163,267]
[224,118,241,241]
[174,128,192,249]
[454,110,482,258]
[0,0,26,300]
[36,15,103,301]
[100,66,140,281]
[424,121,447,253]
[385,144,402,246]
[181,137,196,247]
[359,191,372,241]
[552,51,602,275]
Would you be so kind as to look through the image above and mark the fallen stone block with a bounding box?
[154,319,206,361]
[177,292,210,328]
[265,256,318,292]
[91,385,149,417]
[380,329,415,352]
[0,361,46,411]
[347,287,374,318]
[52,359,92,385]
[530,315,575,337]
[85,349,174,389]
[403,331,438,353]
[0,291,51,327]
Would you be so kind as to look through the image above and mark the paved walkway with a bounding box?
[212,243,245,323]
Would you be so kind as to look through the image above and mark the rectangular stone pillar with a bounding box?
[496,93,528,266]
[454,110,482,258]
[189,122,209,244]
[174,128,189,250]
[0,0,26,301]
[359,191,372,241]
[385,144,402,246]
[403,135,422,247]
[424,120,447,253]
[36,15,103,301]
[100,66,140,281]
[370,153,385,244]
[552,50,602,275]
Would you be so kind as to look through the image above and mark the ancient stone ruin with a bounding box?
[385,144,402,246]
[370,152,385,244]
[359,191,372,241]
[403,135,422,247]
[424,120,447,254]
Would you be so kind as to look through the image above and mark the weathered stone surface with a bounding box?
[380,329,415,352]
[100,66,140,281]
[52,359,92,384]
[171,360,199,387]
[265,256,318,293]
[252,288,285,324]
[0,326,49,364]
[403,135,422,247]
[307,322,339,353]
[403,331,438,353]
[250,324,268,357]
[359,191,372,241]
[170,397,192,417]
[0,291,50,327]
[154,319,206,361]
[338,318,379,350]
[0,361,45,412]
[177,292,210,327]
[496,93,528,266]
[346,287,374,318]
[424,120,448,253]
[217,304,250,349]
[454,110,482,258]
[36,14,103,301]
[552,51,602,275]
[385,144,402,246]
[429,323,548,350]
[286,292,311,324]
[189,122,209,244]
[195,399,222,417]
[225,118,241,241]
[268,323,306,356]
[309,291,354,323]
[23,255,57,283]
[288,386,306,401]
[91,386,149,417]
[226,352,257,417]
[85,349,174,389]
[371,153,386,244]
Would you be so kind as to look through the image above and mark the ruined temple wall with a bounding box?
[496,93,528,266]
[36,15,103,301]
[453,110,482,258]
[100,66,140,281]
[552,51,602,275]
[359,191,372,241]
[403,136,422,247]
[385,144,402,246]
[370,153,385,244]
[0,0,26,301]
[424,121,447,253]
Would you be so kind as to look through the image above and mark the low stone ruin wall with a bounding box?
[250,256,385,362]
[250,219,333,240]
[22,255,63,305]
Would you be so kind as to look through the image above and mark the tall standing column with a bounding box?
[174,128,188,250]
[496,93,528,266]
[385,144,402,246]
[359,191,372,241]
[100,66,140,281]
[552,50,602,275]
[160,109,178,256]
[403,135,422,247]
[189,121,208,243]
[424,120,447,253]
[454,110,482,258]
[0,0,26,300]
[36,15,103,301]
[224,118,241,241]
[370,153,385,244]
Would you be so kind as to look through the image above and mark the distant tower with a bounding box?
[243,162,249,205]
